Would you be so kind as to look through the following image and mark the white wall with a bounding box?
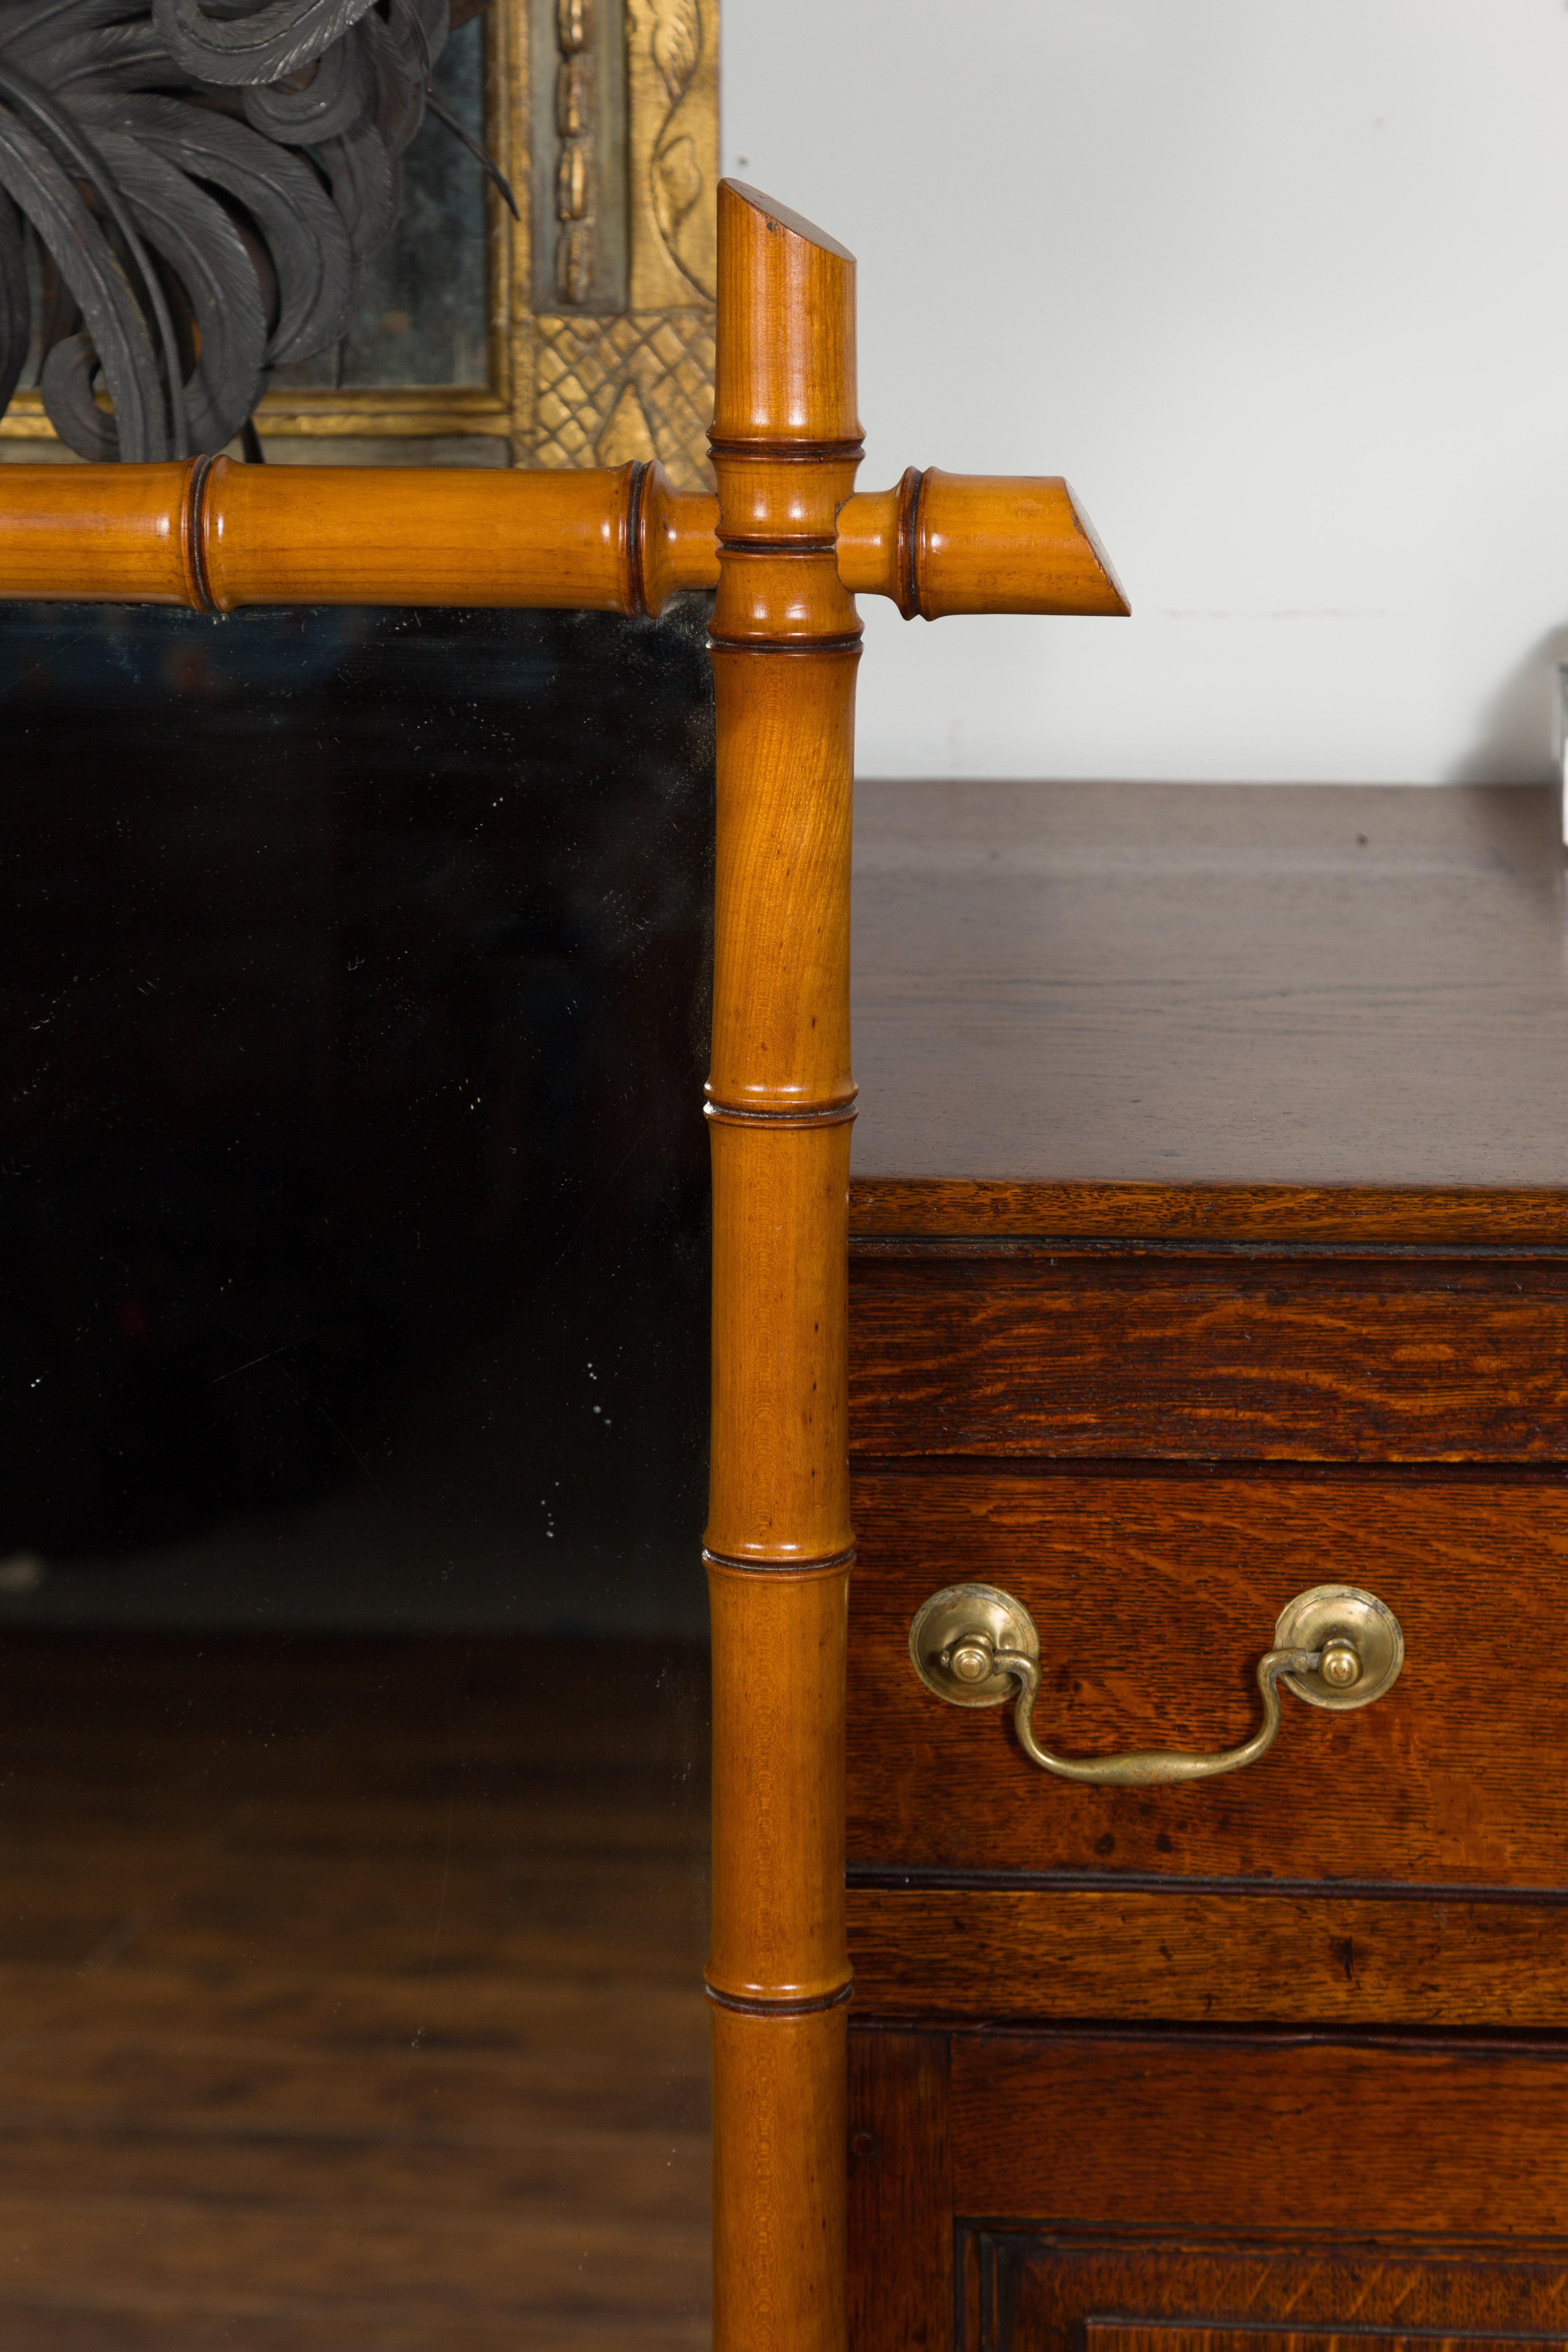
[723,0,1568,782]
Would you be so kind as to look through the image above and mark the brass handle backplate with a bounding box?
[907,1582,1404,1788]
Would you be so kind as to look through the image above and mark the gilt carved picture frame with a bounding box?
[0,0,718,487]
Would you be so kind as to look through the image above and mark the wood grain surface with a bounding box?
[846,1469,1568,1886]
[951,2030,1568,2239]
[708,646,858,1116]
[710,2003,848,2352]
[0,463,202,605]
[0,1632,709,2352]
[848,780,1568,1195]
[985,2241,1568,2352]
[849,1248,1568,1461]
[1086,2329,1565,2352]
[709,1124,854,1563]
[0,459,721,615]
[847,2030,951,2352]
[835,474,1128,619]
[205,457,717,612]
[848,1883,1568,2027]
[704,176,861,2352]
[707,1560,848,2003]
[849,1179,1568,1247]
[0,461,1152,629]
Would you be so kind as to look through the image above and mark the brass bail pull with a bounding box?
[908,1583,1404,1789]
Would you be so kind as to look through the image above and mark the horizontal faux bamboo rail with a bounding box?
[0,456,1127,619]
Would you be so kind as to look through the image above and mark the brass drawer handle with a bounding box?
[908,1582,1404,1787]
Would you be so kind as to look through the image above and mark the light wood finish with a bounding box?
[0,456,720,613]
[707,1125,853,1562]
[837,470,1128,618]
[0,456,1152,621]
[641,470,720,611]
[710,2003,848,2352]
[707,652,857,1113]
[712,185,859,449]
[703,179,861,2352]
[708,168,1159,2352]
[206,454,716,612]
[0,462,201,605]
[707,1561,848,2003]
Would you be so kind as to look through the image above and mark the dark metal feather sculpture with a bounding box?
[0,0,489,459]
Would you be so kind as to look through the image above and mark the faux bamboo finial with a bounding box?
[837,466,1130,618]
[713,182,861,448]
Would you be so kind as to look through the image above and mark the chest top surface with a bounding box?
[848,779,1568,1239]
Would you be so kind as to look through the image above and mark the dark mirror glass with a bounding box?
[0,594,714,2348]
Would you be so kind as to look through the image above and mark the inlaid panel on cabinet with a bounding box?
[976,2242,1568,2352]
[1085,2330,1565,2352]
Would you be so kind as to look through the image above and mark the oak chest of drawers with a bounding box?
[844,781,1568,2352]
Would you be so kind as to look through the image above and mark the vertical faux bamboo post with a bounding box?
[703,180,861,2352]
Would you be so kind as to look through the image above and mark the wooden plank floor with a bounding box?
[0,1633,710,2349]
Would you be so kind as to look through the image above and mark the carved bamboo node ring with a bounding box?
[707,437,866,460]
[706,634,865,655]
[703,1100,859,1127]
[702,1547,858,1577]
[704,1981,855,2018]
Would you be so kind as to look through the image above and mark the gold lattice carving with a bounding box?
[533,310,716,491]
[0,0,721,469]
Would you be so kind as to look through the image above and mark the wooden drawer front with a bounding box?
[849,1881,1568,2027]
[849,1246,1568,1460]
[952,2032,1568,2242]
[847,1470,1568,1888]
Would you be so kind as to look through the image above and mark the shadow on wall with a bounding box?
[1449,625,1568,786]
